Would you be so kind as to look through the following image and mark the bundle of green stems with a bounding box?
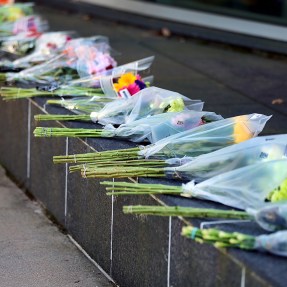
[71,163,166,178]
[34,127,114,138]
[0,86,104,100]
[69,159,166,173]
[123,205,250,220]
[101,181,182,196]
[182,226,256,249]
[53,147,142,164]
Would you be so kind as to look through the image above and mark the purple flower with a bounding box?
[135,79,146,90]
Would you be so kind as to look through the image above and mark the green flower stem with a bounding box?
[101,181,182,196]
[0,86,104,100]
[46,99,64,105]
[82,166,165,178]
[69,159,166,173]
[53,147,141,164]
[0,73,6,82]
[33,127,113,138]
[182,226,256,250]
[80,165,165,178]
[1,87,52,100]
[34,114,92,122]
[123,205,251,220]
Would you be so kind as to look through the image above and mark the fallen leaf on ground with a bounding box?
[272,98,284,105]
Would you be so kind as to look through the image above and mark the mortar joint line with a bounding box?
[241,268,246,287]
[109,177,115,276]
[64,137,69,220]
[27,99,32,179]
[167,216,172,287]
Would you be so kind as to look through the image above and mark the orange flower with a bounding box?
[0,0,14,4]
[233,115,253,143]
[114,73,137,92]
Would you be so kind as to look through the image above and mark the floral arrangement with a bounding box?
[34,111,222,146]
[182,227,287,256]
[0,15,47,38]
[100,159,287,209]
[0,31,74,69]
[113,72,147,98]
[0,1,14,6]
[0,36,116,84]
[33,87,202,128]
[52,114,270,167]
[71,134,287,179]
[0,3,33,23]
[122,197,287,232]
[0,56,154,100]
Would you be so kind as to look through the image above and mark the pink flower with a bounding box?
[127,83,141,95]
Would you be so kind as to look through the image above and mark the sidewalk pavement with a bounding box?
[0,166,114,287]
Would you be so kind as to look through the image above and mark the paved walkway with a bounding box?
[0,166,113,287]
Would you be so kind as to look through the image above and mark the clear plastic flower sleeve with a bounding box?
[140,113,271,159]
[6,36,113,83]
[165,134,287,181]
[65,56,155,97]
[103,110,223,143]
[91,86,203,126]
[255,231,287,256]
[51,96,112,115]
[182,159,287,210]
[247,202,287,231]
[0,15,47,37]
[11,31,75,68]
[0,32,37,56]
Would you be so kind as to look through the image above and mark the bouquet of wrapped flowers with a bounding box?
[101,159,287,209]
[34,110,222,145]
[182,226,287,257]
[78,134,287,179]
[0,32,39,57]
[33,87,203,129]
[0,0,14,6]
[0,15,47,38]
[0,3,33,23]
[53,114,270,169]
[0,36,116,84]
[0,56,154,100]
[123,194,287,232]
[0,31,74,71]
[33,72,152,116]
[6,31,74,68]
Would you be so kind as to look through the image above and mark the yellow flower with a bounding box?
[167,98,185,112]
[268,178,287,202]
[233,115,253,144]
[114,73,137,92]
[6,7,24,22]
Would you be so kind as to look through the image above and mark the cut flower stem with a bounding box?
[0,86,103,100]
[123,205,251,220]
[34,114,91,122]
